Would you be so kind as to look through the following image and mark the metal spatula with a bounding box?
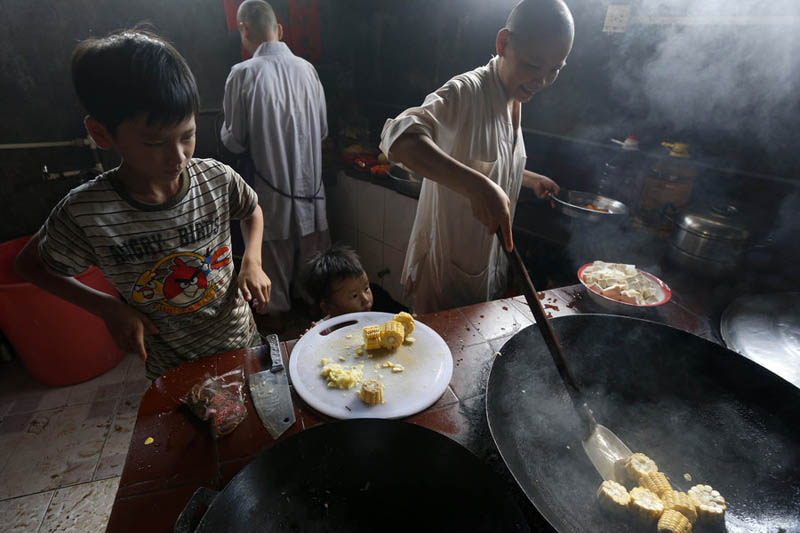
[499,231,631,480]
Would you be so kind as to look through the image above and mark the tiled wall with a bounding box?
[326,172,417,307]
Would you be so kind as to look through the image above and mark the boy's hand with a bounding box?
[238,260,271,314]
[102,299,158,361]
[468,177,514,252]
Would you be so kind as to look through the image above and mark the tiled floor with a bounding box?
[0,353,148,532]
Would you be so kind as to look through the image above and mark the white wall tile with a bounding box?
[357,232,384,288]
[383,189,418,253]
[382,244,409,307]
[326,172,359,239]
[356,182,385,241]
[331,223,358,250]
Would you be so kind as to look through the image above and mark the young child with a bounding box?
[304,243,408,320]
[305,243,374,319]
[14,30,271,380]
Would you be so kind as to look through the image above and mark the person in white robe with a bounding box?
[221,0,328,326]
[379,0,573,314]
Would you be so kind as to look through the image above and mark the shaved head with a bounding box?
[506,0,574,41]
[496,0,574,102]
[237,0,278,42]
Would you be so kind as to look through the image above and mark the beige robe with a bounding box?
[380,57,527,314]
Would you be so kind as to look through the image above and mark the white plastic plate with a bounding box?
[288,312,453,419]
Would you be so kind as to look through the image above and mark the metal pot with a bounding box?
[486,315,800,533]
[175,419,530,532]
[668,204,750,276]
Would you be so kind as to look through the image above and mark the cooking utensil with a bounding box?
[721,292,800,388]
[247,334,295,439]
[175,419,530,533]
[577,262,672,313]
[668,204,751,277]
[486,314,800,533]
[500,232,631,481]
[289,311,452,419]
[550,190,629,223]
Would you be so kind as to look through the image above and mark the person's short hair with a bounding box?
[305,243,366,305]
[71,29,199,135]
[237,0,278,42]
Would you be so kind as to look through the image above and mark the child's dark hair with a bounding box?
[305,243,366,304]
[71,29,199,134]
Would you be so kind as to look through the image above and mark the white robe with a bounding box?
[220,41,328,241]
[380,57,527,314]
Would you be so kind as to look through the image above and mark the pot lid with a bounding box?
[677,204,750,240]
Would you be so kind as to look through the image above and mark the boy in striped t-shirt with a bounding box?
[14,30,272,380]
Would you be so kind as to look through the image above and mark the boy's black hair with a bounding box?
[71,29,199,134]
[305,243,366,304]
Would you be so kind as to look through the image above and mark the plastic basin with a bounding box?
[0,236,126,386]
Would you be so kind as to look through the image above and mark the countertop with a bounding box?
[106,284,717,532]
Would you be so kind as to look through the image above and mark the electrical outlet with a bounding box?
[603,4,631,33]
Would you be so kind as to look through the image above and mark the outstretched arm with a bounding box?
[14,234,158,360]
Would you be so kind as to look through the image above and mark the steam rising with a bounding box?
[609,0,800,148]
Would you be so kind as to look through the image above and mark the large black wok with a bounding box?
[176,418,529,532]
[487,314,800,533]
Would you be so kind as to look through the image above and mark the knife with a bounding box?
[247,334,296,439]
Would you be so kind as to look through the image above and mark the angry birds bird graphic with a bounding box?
[163,258,208,306]
[129,245,231,314]
[132,270,164,304]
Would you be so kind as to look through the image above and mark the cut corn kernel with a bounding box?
[362,325,381,350]
[630,486,665,522]
[661,490,697,524]
[596,480,630,515]
[320,363,363,389]
[393,311,415,336]
[358,379,384,405]
[380,320,405,350]
[640,471,672,496]
[657,509,692,533]
[688,484,726,524]
[625,453,659,483]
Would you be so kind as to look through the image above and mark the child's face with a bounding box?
[321,272,373,317]
[497,29,572,103]
[93,114,196,185]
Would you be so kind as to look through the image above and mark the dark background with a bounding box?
[1,0,798,266]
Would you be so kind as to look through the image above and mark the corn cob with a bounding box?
[358,379,384,405]
[661,490,697,524]
[380,320,405,350]
[688,484,726,525]
[657,509,692,533]
[362,325,382,350]
[630,486,665,522]
[393,311,415,336]
[596,480,630,515]
[623,453,659,484]
[640,471,672,496]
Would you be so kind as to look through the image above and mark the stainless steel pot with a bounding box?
[668,204,750,276]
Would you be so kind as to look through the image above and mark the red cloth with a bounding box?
[223,0,241,31]
[223,0,321,62]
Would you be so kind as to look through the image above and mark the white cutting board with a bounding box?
[289,312,453,419]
